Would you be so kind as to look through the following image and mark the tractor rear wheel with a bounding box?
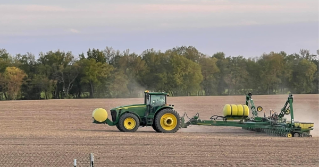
[154,108,181,133]
[152,123,161,132]
[117,113,140,132]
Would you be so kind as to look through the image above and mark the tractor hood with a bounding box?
[111,104,146,111]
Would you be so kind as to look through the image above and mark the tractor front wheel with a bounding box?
[117,113,140,132]
[116,124,124,132]
[154,108,181,133]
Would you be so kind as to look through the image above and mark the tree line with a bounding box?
[0,46,318,100]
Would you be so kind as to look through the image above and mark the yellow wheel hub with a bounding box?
[163,117,174,126]
[124,117,136,130]
[160,113,177,131]
[287,133,292,138]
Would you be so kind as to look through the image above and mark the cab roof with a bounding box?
[144,90,168,96]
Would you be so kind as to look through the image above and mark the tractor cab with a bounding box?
[144,90,167,107]
[144,90,168,114]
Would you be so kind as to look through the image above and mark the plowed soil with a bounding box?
[0,94,318,166]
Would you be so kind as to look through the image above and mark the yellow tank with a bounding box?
[237,105,243,115]
[223,104,231,116]
[231,104,238,116]
[223,104,249,118]
[243,105,249,116]
[92,108,108,123]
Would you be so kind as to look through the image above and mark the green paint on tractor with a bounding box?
[93,90,180,133]
[92,91,314,137]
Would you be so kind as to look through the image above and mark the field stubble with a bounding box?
[0,94,318,166]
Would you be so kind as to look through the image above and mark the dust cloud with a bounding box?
[294,104,319,137]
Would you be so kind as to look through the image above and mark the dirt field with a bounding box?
[0,94,318,166]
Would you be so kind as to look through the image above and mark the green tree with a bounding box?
[15,53,43,99]
[79,58,113,98]
[226,56,249,95]
[246,58,263,94]
[168,54,203,96]
[114,53,147,97]
[290,59,317,93]
[37,50,76,98]
[167,46,204,63]
[62,62,80,98]
[0,67,27,100]
[0,49,12,73]
[87,48,107,63]
[0,49,12,99]
[199,56,219,95]
[311,58,319,93]
[212,52,231,95]
[141,49,169,91]
[258,52,284,94]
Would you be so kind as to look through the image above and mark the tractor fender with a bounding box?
[155,106,174,113]
[153,106,175,121]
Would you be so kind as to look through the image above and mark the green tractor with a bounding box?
[92,90,181,133]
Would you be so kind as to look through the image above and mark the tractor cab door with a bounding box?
[145,94,151,115]
[145,94,166,114]
[150,95,166,113]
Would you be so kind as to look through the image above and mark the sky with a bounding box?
[0,0,318,57]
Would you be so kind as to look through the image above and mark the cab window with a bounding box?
[150,95,166,106]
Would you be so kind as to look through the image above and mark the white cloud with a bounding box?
[69,28,80,34]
